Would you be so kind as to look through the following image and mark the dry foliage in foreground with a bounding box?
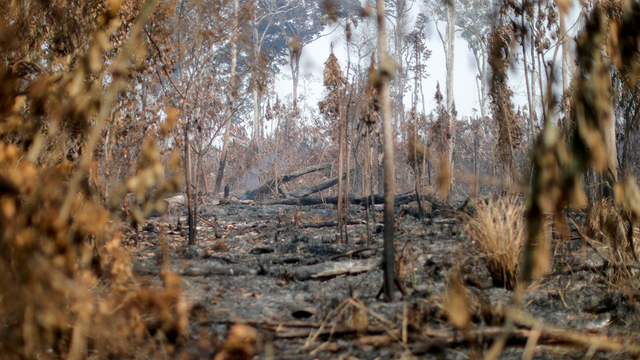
[0,1,192,358]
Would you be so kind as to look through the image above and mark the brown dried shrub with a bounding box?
[213,324,259,360]
[465,196,525,289]
[586,198,640,280]
[0,1,189,358]
[406,123,430,169]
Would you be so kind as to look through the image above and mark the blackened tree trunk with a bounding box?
[376,0,396,302]
[337,87,346,241]
[185,121,196,245]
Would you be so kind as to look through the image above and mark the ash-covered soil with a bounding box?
[123,197,640,359]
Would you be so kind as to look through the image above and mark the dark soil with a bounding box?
[124,196,640,359]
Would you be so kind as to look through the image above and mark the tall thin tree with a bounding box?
[215,0,240,195]
[426,0,456,192]
[376,0,397,302]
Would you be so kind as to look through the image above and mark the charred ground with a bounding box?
[120,195,640,359]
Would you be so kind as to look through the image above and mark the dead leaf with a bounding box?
[444,271,471,330]
[213,323,258,360]
[437,152,451,201]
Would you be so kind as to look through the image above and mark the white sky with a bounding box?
[274,1,583,120]
[274,8,506,118]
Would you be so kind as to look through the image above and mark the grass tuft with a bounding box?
[464,196,525,289]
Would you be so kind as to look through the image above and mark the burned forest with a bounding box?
[6,0,640,359]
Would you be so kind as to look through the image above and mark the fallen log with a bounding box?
[294,258,381,281]
[243,163,331,200]
[275,324,392,339]
[299,219,366,228]
[288,169,355,198]
[160,193,187,216]
[264,191,415,206]
[264,192,456,213]
[326,246,380,261]
[133,261,257,277]
[179,264,256,276]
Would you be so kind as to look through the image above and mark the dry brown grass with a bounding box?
[587,199,634,250]
[585,198,640,281]
[465,196,525,289]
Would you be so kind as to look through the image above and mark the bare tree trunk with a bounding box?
[377,142,384,195]
[473,120,479,196]
[493,164,496,193]
[197,128,206,194]
[444,0,456,117]
[103,128,111,203]
[364,131,372,245]
[420,60,427,116]
[521,15,536,143]
[214,104,232,195]
[376,0,397,302]
[253,87,261,138]
[394,0,406,130]
[202,163,209,194]
[274,115,280,197]
[103,109,115,204]
[588,169,597,204]
[560,10,568,92]
[214,0,239,194]
[620,98,640,177]
[184,122,196,245]
[290,46,301,110]
[480,57,486,118]
[337,93,345,241]
[353,146,362,195]
[537,48,546,125]
[530,6,537,118]
[473,51,486,119]
[252,23,262,139]
[414,50,419,110]
[413,118,426,217]
[344,104,351,243]
[600,46,617,199]
[602,105,618,198]
[174,0,196,244]
[193,146,200,229]
[444,0,456,191]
